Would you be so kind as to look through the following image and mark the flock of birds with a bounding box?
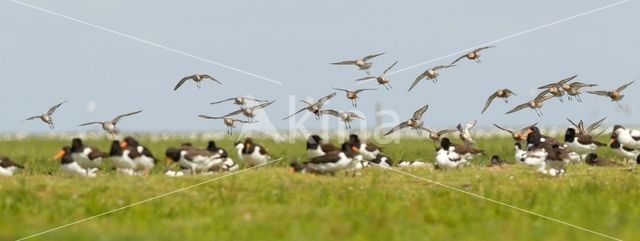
[3,46,640,177]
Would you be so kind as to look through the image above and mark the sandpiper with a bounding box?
[223,100,275,122]
[332,87,376,107]
[331,53,385,74]
[319,109,364,130]
[408,64,456,92]
[481,89,516,113]
[505,91,553,116]
[210,96,269,107]
[537,75,577,103]
[587,80,635,108]
[562,82,597,102]
[174,74,221,91]
[384,104,429,136]
[283,92,336,120]
[78,110,143,137]
[21,100,67,129]
[356,61,397,90]
[493,122,537,142]
[198,115,255,135]
[449,46,495,65]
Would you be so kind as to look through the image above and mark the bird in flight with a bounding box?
[587,80,635,108]
[78,110,143,137]
[356,61,398,90]
[481,88,516,113]
[332,87,376,107]
[283,92,337,120]
[21,100,67,129]
[408,64,456,92]
[449,46,494,65]
[198,115,255,135]
[384,104,429,136]
[331,53,385,75]
[174,74,221,91]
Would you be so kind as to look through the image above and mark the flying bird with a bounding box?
[505,91,553,116]
[537,75,577,103]
[457,120,477,146]
[331,53,385,74]
[283,92,336,120]
[408,64,456,92]
[318,109,364,130]
[493,122,538,142]
[356,61,398,90]
[587,80,635,108]
[174,74,221,91]
[481,89,516,113]
[222,100,275,122]
[422,127,457,147]
[450,46,494,65]
[332,87,376,107]
[21,100,67,129]
[210,96,269,107]
[198,115,255,135]
[384,105,429,136]
[78,110,143,136]
[562,82,597,102]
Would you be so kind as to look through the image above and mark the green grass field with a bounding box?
[0,136,638,241]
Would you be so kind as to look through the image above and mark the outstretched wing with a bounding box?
[587,90,610,97]
[198,115,223,120]
[331,60,357,65]
[47,100,68,116]
[558,74,578,85]
[432,64,455,71]
[332,87,350,93]
[354,88,376,93]
[570,82,597,89]
[355,76,377,81]
[222,109,244,117]
[347,112,364,119]
[384,122,409,136]
[503,89,517,95]
[174,75,194,91]
[437,129,457,135]
[493,123,515,135]
[449,54,467,65]
[318,109,341,117]
[78,121,103,127]
[412,104,429,120]
[112,110,143,124]
[383,61,398,74]
[474,46,495,52]
[244,97,269,102]
[316,92,337,106]
[234,119,256,124]
[505,103,530,114]
[408,72,428,92]
[21,116,41,122]
[209,98,234,105]
[466,120,477,131]
[282,107,309,120]
[586,117,607,133]
[201,74,221,84]
[616,80,635,92]
[481,92,499,113]
[362,53,385,61]
[248,100,275,111]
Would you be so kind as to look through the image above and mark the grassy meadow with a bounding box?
[0,135,638,241]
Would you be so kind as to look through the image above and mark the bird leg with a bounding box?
[577,95,583,103]
[503,98,508,104]
[616,101,624,109]
[197,82,201,89]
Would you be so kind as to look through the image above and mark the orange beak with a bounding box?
[351,146,359,153]
[120,141,128,148]
[53,150,65,160]
[245,143,251,150]
[609,139,615,145]
[164,157,172,167]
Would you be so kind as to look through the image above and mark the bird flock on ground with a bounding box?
[3,46,639,177]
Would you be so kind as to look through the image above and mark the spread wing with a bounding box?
[223,109,244,117]
[201,74,221,84]
[587,117,607,133]
[466,120,477,131]
[318,109,341,117]
[282,107,309,120]
[47,100,68,115]
[112,110,143,124]
[209,98,234,105]
[412,104,429,120]
[354,88,376,93]
[437,129,457,135]
[432,64,455,71]
[493,123,515,135]
[534,91,553,102]
[505,103,530,114]
[332,87,349,93]
[234,119,255,124]
[355,76,377,81]
[449,54,467,65]
[383,61,398,74]
[384,122,409,136]
[570,82,597,89]
[474,46,494,52]
[21,116,41,122]
[347,112,364,119]
[537,83,557,90]
[504,89,516,95]
[331,60,357,65]
[248,100,275,111]
[408,72,427,92]
[244,97,269,102]
[78,121,103,127]
[174,75,194,91]
[587,90,610,97]
[566,118,583,132]
[558,74,578,84]
[362,52,385,61]
[316,92,337,106]
[616,80,635,92]
[198,115,223,120]
[481,92,499,113]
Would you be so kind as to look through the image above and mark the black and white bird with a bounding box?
[283,92,337,120]
[206,141,237,172]
[54,146,99,177]
[564,128,606,157]
[349,134,382,161]
[0,155,24,176]
[174,74,221,91]
[369,154,394,168]
[70,138,105,169]
[609,139,639,162]
[165,146,224,174]
[21,100,67,129]
[306,135,339,159]
[223,100,276,122]
[435,138,469,169]
[384,104,429,136]
[235,138,271,167]
[450,46,494,64]
[292,140,362,175]
[109,140,142,176]
[457,120,477,146]
[409,64,456,92]
[210,96,270,108]
[331,53,385,74]
[611,125,640,149]
[319,109,364,130]
[198,115,255,135]
[121,137,156,174]
[514,142,527,162]
[78,110,143,137]
[356,61,398,90]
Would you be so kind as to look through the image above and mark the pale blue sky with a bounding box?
[1,0,638,133]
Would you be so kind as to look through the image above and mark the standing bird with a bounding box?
[198,115,254,135]
[283,92,337,120]
[53,146,99,177]
[174,74,221,91]
[584,153,623,167]
[505,91,553,116]
[78,110,143,137]
[306,135,339,159]
[235,138,271,167]
[611,125,640,149]
[121,137,156,174]
[562,82,597,102]
[331,53,385,74]
[457,120,477,146]
[384,105,429,136]
[481,89,516,113]
[587,80,635,108]
[408,64,456,92]
[450,46,495,64]
[21,100,67,129]
[564,128,606,158]
[356,61,398,90]
[537,75,577,103]
[210,96,270,108]
[332,87,376,107]
[493,123,537,142]
[0,156,24,176]
[222,100,275,122]
[70,138,106,169]
[319,109,364,130]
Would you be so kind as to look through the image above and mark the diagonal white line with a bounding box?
[378,165,622,241]
[16,158,283,241]
[358,0,631,85]
[8,0,284,85]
